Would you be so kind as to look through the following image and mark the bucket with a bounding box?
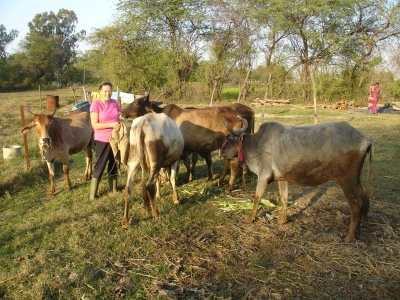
[46,95,60,110]
[3,145,22,160]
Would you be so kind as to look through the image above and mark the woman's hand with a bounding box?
[113,122,121,130]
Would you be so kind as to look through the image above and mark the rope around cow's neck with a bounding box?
[237,133,245,164]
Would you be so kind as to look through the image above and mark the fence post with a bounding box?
[20,105,30,170]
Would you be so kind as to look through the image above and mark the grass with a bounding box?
[0,88,399,299]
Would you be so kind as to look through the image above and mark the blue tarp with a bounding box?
[71,101,90,114]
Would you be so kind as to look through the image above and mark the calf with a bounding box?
[122,113,184,228]
[21,108,93,195]
[219,118,373,242]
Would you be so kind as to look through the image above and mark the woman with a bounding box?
[89,81,121,201]
[368,82,380,115]
[367,83,375,114]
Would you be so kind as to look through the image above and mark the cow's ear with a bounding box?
[20,122,36,134]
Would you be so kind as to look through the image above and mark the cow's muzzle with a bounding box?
[40,137,52,148]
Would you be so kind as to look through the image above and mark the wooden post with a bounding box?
[20,105,30,170]
[39,85,42,113]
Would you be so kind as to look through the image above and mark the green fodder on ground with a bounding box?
[0,89,399,299]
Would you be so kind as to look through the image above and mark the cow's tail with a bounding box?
[139,129,151,214]
[363,141,373,220]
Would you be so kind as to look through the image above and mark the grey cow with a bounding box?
[219,119,373,243]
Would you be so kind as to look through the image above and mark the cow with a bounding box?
[219,118,373,243]
[120,95,255,192]
[122,113,184,228]
[20,108,93,195]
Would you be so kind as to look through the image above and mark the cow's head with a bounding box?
[219,117,248,159]
[120,92,163,120]
[21,108,56,150]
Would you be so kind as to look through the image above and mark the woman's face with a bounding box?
[100,84,112,100]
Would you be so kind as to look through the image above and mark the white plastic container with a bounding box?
[3,145,22,159]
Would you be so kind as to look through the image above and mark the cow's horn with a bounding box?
[222,117,235,133]
[239,117,248,131]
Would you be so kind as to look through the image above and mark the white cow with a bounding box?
[122,113,184,228]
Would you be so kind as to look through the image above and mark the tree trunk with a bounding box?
[262,74,272,123]
[237,68,251,103]
[308,64,318,124]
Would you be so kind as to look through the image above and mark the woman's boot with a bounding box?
[108,175,118,193]
[89,177,100,201]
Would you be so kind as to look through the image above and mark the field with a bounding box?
[0,88,399,299]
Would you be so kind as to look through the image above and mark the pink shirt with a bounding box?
[90,99,121,142]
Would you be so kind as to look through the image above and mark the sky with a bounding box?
[1,0,118,53]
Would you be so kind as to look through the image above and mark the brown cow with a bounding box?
[21,109,93,195]
[219,118,373,242]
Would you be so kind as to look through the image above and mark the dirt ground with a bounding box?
[143,174,400,299]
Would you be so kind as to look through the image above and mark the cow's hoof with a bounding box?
[244,216,255,224]
[343,235,355,243]
[277,218,287,225]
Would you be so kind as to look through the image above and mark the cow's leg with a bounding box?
[245,175,269,223]
[239,163,247,190]
[225,158,240,193]
[189,152,198,182]
[170,160,180,204]
[83,146,93,181]
[217,159,230,187]
[46,161,56,196]
[339,179,364,243]
[181,151,191,182]
[146,171,160,219]
[122,161,139,228]
[277,181,289,225]
[156,175,161,199]
[203,152,213,181]
[63,163,71,191]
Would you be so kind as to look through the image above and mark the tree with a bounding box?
[16,9,85,86]
[343,0,400,88]
[0,25,19,59]
[116,0,208,98]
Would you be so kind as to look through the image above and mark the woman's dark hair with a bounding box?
[99,81,112,90]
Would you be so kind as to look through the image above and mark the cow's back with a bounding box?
[132,113,184,168]
[162,104,244,152]
[252,121,373,185]
[49,111,93,154]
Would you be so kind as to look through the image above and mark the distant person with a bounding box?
[368,83,375,114]
[368,82,380,115]
[89,81,121,201]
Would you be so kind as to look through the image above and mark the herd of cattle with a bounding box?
[20,94,373,242]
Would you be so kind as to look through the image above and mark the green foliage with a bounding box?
[0,24,19,59]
